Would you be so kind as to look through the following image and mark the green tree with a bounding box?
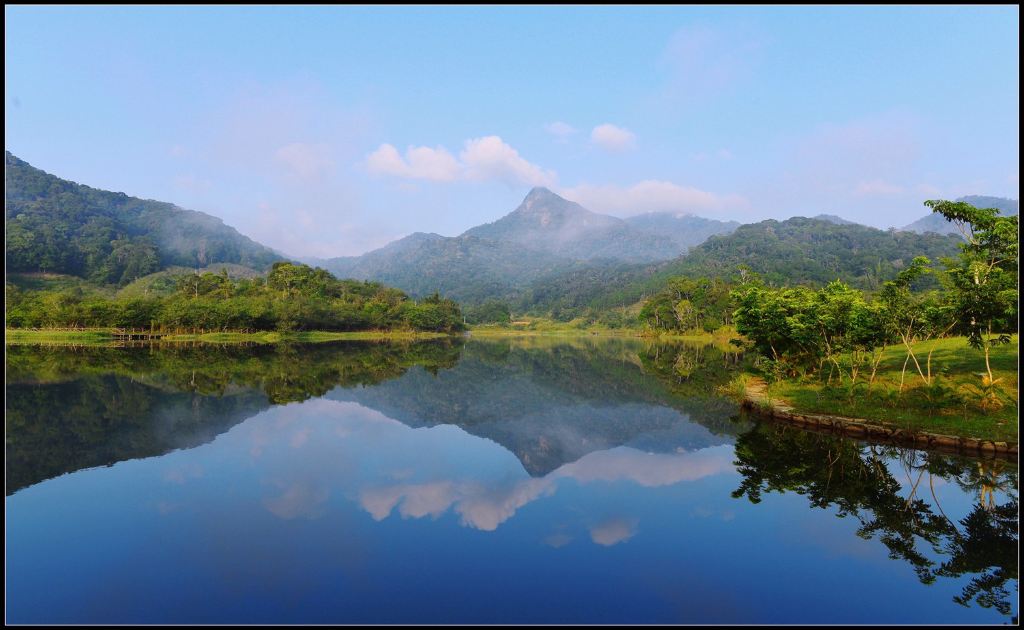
[925,199,1019,396]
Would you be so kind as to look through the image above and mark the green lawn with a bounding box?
[768,336,1019,441]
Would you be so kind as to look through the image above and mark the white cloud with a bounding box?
[544,121,577,141]
[460,135,557,187]
[274,142,335,182]
[365,143,460,182]
[366,135,555,187]
[590,123,636,152]
[559,180,748,217]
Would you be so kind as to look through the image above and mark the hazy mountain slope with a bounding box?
[811,213,859,226]
[624,212,740,253]
[5,151,282,285]
[464,187,682,262]
[902,195,1018,235]
[324,233,582,303]
[518,216,965,317]
[324,232,447,279]
[320,188,736,304]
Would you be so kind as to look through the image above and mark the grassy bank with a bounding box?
[5,328,459,346]
[730,336,1018,442]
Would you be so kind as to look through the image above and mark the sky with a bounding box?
[5,6,1019,258]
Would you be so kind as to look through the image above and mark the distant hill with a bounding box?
[5,151,282,285]
[323,232,581,303]
[325,231,447,279]
[464,187,688,263]
[517,216,966,317]
[812,213,859,226]
[902,195,1018,236]
[322,188,736,303]
[661,217,963,287]
[624,212,740,253]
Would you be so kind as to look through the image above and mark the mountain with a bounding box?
[811,213,858,225]
[324,233,580,303]
[624,212,740,253]
[5,151,282,285]
[324,231,447,279]
[661,216,964,287]
[517,216,967,318]
[463,187,683,262]
[322,187,736,304]
[902,195,1018,236]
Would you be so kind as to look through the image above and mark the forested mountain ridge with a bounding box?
[902,195,1018,235]
[321,187,738,304]
[516,216,966,318]
[623,211,740,253]
[5,151,282,285]
[325,232,585,304]
[464,187,683,263]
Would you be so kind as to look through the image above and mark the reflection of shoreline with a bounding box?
[739,408,1018,462]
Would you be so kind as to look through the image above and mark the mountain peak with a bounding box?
[520,186,564,211]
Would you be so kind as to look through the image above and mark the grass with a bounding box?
[5,328,460,346]
[468,320,645,337]
[766,336,1018,442]
[4,328,115,345]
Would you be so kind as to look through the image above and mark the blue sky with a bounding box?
[5,6,1019,257]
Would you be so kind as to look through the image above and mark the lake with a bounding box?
[5,337,1018,624]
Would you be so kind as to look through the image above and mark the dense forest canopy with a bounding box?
[5,151,282,285]
[516,216,966,322]
[6,262,465,333]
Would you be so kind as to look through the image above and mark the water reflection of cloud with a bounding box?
[163,462,204,484]
[590,518,638,546]
[356,447,733,533]
[247,401,735,537]
[558,447,733,487]
[263,482,330,520]
[543,533,573,548]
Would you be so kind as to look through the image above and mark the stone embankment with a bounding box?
[741,378,1018,460]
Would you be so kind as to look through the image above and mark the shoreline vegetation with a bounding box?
[6,325,1017,447]
[4,201,1017,447]
[4,328,457,345]
[724,335,1018,446]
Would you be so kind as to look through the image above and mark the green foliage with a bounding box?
[925,199,1018,351]
[5,151,282,285]
[465,300,512,325]
[6,263,465,333]
[639,277,733,332]
[518,216,964,320]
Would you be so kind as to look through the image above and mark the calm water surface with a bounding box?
[5,338,1018,623]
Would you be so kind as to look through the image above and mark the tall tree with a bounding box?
[925,199,1019,401]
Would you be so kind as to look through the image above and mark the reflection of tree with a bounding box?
[732,422,1018,617]
[6,340,464,494]
[938,500,1018,617]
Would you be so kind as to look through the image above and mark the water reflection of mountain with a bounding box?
[328,340,749,475]
[5,339,746,492]
[6,375,268,495]
[5,341,463,494]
